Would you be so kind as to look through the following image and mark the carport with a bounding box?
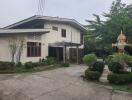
[49,41,81,64]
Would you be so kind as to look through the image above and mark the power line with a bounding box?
[37,0,45,15]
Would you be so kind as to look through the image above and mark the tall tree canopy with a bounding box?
[85,0,132,55]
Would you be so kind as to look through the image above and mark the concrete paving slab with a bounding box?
[0,65,132,100]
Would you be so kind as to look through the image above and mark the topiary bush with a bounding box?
[105,55,113,64]
[83,54,97,66]
[108,62,124,73]
[61,62,70,67]
[107,73,132,84]
[106,53,132,67]
[92,61,105,73]
[85,68,101,81]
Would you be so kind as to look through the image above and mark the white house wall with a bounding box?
[0,23,84,63]
[0,36,12,61]
[42,22,83,58]
[44,22,81,44]
[0,35,43,63]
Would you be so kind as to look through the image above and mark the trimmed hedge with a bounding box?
[85,69,101,81]
[91,61,105,73]
[108,62,124,73]
[107,73,132,84]
[16,62,23,67]
[83,54,97,66]
[0,61,15,72]
[24,62,38,69]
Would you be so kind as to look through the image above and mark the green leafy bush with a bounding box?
[44,57,57,65]
[83,54,97,66]
[24,62,36,69]
[92,61,105,73]
[108,62,124,73]
[39,62,47,66]
[106,53,132,66]
[0,61,15,71]
[105,55,113,64]
[61,62,70,67]
[16,62,23,67]
[107,73,132,84]
[85,68,101,81]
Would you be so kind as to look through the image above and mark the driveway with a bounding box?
[0,65,132,100]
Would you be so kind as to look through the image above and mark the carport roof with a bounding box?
[49,41,81,47]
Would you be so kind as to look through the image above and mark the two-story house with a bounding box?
[0,15,87,63]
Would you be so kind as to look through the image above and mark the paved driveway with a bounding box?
[0,65,132,100]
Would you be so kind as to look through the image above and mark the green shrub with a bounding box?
[107,73,132,84]
[44,57,57,65]
[24,62,36,69]
[0,61,15,71]
[108,62,124,73]
[61,62,70,67]
[106,53,132,66]
[33,62,40,67]
[92,61,105,73]
[39,62,47,66]
[83,54,97,66]
[105,55,113,64]
[85,69,101,81]
[16,62,23,67]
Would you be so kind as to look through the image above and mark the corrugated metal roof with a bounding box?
[4,15,87,32]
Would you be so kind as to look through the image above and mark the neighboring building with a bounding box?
[0,15,87,63]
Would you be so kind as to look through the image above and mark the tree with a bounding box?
[8,37,18,62]
[9,37,25,63]
[16,37,25,63]
[85,0,132,55]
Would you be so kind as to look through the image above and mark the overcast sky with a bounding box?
[0,0,131,28]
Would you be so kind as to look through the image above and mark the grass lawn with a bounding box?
[111,84,132,93]
[96,82,132,93]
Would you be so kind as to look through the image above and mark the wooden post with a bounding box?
[77,46,79,64]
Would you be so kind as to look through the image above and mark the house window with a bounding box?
[52,26,58,31]
[61,29,66,37]
[27,42,41,57]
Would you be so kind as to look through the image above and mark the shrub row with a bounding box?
[107,73,132,84]
[0,61,15,72]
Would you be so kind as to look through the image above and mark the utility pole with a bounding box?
[37,0,46,15]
